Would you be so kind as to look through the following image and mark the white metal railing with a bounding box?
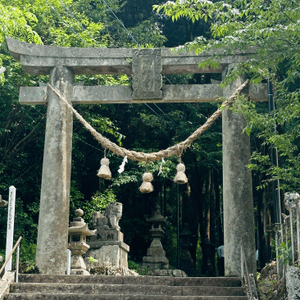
[0,236,22,282]
[66,249,71,275]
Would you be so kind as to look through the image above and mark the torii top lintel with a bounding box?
[6,37,255,76]
[6,37,267,103]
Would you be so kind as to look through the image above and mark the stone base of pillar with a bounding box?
[84,242,129,270]
[142,256,169,270]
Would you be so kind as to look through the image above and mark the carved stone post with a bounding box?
[275,228,284,279]
[284,192,300,264]
[36,67,74,274]
[132,49,162,100]
[222,65,256,276]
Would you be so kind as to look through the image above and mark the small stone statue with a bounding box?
[0,195,8,207]
[86,201,129,271]
[284,192,300,211]
[92,202,122,230]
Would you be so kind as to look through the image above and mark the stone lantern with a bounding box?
[143,205,169,269]
[68,208,95,275]
[180,223,194,275]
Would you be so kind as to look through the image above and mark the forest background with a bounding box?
[0,0,299,276]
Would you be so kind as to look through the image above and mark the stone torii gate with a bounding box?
[6,37,268,276]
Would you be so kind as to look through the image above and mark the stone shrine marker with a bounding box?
[6,37,268,276]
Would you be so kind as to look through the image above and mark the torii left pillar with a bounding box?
[36,67,74,274]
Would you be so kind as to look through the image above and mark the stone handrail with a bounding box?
[0,271,14,300]
[241,241,259,300]
[276,192,300,279]
[241,242,254,299]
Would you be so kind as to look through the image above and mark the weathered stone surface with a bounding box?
[90,265,138,276]
[87,204,129,271]
[91,229,123,243]
[6,37,256,76]
[0,271,14,300]
[243,274,259,300]
[143,206,169,270]
[147,269,187,277]
[68,209,95,275]
[35,66,74,275]
[17,273,242,286]
[275,229,284,279]
[10,283,95,294]
[6,274,247,300]
[181,286,246,296]
[132,49,162,100]
[93,284,181,295]
[179,224,194,275]
[222,65,256,277]
[19,83,268,105]
[286,265,300,300]
[85,245,129,270]
[284,192,300,264]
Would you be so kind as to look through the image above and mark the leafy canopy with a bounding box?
[155,0,300,190]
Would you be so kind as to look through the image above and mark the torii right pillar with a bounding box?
[222,64,256,277]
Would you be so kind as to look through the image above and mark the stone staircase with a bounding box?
[5,274,248,299]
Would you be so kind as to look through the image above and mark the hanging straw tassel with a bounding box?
[97,157,112,179]
[174,163,188,184]
[139,172,154,193]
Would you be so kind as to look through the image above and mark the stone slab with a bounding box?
[85,244,128,269]
[19,83,267,105]
[90,229,124,243]
[6,37,257,75]
[10,283,95,294]
[286,265,300,300]
[18,274,124,284]
[6,295,248,300]
[142,256,169,264]
[94,284,182,296]
[0,271,14,300]
[174,277,242,287]
[132,49,162,100]
[181,286,246,296]
[16,274,243,286]
[88,240,129,251]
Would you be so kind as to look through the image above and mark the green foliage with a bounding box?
[88,256,98,264]
[128,260,150,275]
[0,3,42,45]
[155,0,300,191]
[276,241,292,266]
[155,0,300,82]
[70,188,117,226]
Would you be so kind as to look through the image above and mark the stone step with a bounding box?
[10,283,246,296]
[5,294,248,300]
[17,274,242,287]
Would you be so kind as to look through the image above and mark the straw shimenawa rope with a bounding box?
[47,79,249,162]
